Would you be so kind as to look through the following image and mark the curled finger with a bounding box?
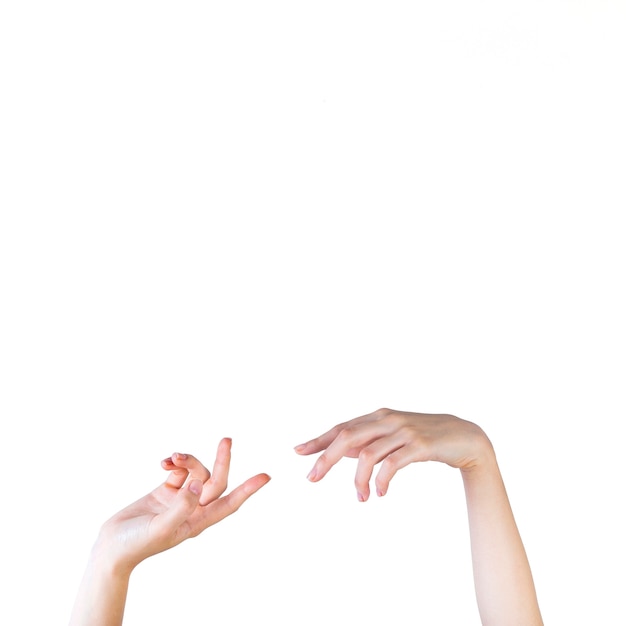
[306,418,397,483]
[162,457,190,490]
[163,452,212,489]
[375,445,423,497]
[354,434,406,501]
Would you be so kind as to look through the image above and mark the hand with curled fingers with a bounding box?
[294,408,493,502]
[95,438,271,574]
[294,409,544,626]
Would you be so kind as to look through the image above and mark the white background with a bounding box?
[1,1,625,624]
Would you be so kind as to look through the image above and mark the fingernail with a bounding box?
[189,479,202,495]
[307,468,318,481]
[175,452,188,460]
[294,444,306,452]
[377,488,386,497]
[357,492,366,502]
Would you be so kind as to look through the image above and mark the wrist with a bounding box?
[89,535,137,582]
[460,432,497,477]
[69,538,134,626]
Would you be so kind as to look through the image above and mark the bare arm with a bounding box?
[295,408,543,626]
[69,438,270,626]
[461,441,543,625]
[69,552,131,626]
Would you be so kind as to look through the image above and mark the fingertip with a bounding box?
[294,443,307,454]
[255,472,272,488]
[169,452,189,466]
[219,437,233,452]
[240,473,271,497]
[374,473,386,496]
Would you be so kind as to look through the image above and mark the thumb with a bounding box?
[151,479,203,540]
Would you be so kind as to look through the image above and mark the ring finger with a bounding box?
[163,452,212,489]
[354,434,406,501]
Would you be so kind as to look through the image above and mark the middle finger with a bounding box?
[307,420,396,482]
[199,437,232,505]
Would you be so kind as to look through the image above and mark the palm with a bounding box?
[100,483,188,567]
[125,483,184,533]
[96,442,270,572]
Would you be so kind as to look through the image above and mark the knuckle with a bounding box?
[326,423,346,441]
[373,407,393,419]
[354,477,368,491]
[227,494,243,513]
[358,447,375,463]
[382,454,398,471]
[407,439,430,460]
[398,424,417,439]
[336,426,355,442]
[317,452,331,467]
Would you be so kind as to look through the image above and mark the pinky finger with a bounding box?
[162,457,190,489]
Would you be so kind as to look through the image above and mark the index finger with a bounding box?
[305,418,395,482]
[293,422,347,455]
[294,409,386,455]
[187,472,272,537]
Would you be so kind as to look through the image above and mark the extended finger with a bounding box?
[189,473,271,536]
[293,422,347,456]
[294,409,384,455]
[306,419,394,482]
[199,437,232,505]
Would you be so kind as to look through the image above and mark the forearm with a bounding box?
[69,547,133,626]
[461,450,543,626]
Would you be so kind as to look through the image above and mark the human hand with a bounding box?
[93,438,270,574]
[294,408,493,501]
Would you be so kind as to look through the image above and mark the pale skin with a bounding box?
[295,408,544,626]
[69,438,271,626]
[69,409,543,626]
